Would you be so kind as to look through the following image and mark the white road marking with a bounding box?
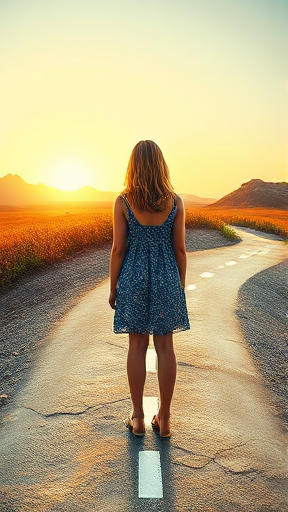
[257,249,270,255]
[143,397,158,429]
[217,264,225,269]
[239,254,249,259]
[146,348,157,372]
[225,261,237,266]
[138,451,163,498]
[187,284,196,290]
[200,272,214,278]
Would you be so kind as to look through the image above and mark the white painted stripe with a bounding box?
[239,254,249,259]
[187,284,196,290]
[257,249,270,255]
[139,451,163,498]
[217,264,225,269]
[146,348,157,372]
[143,396,158,430]
[200,272,214,278]
[225,261,237,266]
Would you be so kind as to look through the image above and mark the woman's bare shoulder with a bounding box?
[114,194,126,207]
[114,194,128,218]
[174,194,184,209]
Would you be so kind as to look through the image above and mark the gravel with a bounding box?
[236,260,288,423]
[1,228,287,426]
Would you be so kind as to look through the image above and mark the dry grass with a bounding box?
[203,207,288,240]
[0,205,113,287]
[185,209,241,241]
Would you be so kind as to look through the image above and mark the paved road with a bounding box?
[0,229,287,512]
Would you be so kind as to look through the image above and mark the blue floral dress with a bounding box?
[114,196,190,335]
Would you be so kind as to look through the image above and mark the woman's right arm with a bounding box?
[109,196,127,309]
[172,195,187,289]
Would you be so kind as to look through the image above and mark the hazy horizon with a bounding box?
[0,172,219,200]
[1,1,287,198]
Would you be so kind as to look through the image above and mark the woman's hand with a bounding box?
[109,290,117,309]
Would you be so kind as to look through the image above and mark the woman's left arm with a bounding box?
[172,195,187,289]
[109,196,128,309]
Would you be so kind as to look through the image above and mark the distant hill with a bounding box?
[0,174,215,207]
[180,193,216,206]
[0,174,118,205]
[208,179,288,210]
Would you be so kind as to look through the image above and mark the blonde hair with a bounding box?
[123,140,175,211]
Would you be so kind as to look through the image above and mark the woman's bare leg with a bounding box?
[127,332,149,433]
[153,333,176,436]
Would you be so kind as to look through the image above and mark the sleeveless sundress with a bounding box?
[113,196,190,335]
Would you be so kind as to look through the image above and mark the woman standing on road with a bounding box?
[109,140,190,437]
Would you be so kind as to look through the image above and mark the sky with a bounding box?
[1,0,288,198]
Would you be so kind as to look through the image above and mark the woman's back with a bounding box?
[124,193,175,226]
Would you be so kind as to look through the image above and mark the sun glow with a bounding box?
[44,159,94,191]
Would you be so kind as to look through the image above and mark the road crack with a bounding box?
[172,440,259,475]
[177,361,198,369]
[21,396,130,419]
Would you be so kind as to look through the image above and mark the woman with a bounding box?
[109,140,190,437]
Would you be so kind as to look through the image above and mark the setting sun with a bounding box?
[44,159,94,191]
[0,1,287,198]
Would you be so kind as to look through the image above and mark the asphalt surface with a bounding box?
[0,229,287,511]
[0,229,235,406]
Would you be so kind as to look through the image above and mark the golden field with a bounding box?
[0,203,287,287]
[186,207,288,240]
[0,204,113,287]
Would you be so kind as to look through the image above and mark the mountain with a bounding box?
[180,193,216,206]
[0,174,216,207]
[0,174,118,205]
[208,179,288,210]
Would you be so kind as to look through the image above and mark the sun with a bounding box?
[47,159,93,191]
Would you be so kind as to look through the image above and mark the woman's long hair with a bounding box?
[123,140,175,211]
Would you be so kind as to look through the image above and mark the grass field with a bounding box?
[204,207,288,239]
[0,203,287,287]
[0,204,113,287]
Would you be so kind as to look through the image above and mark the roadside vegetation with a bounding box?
[185,210,241,241]
[0,205,287,287]
[203,207,288,240]
[0,206,112,287]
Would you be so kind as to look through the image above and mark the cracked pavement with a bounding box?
[0,228,287,511]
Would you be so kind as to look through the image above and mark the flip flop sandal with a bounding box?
[151,414,160,432]
[151,415,171,438]
[124,416,145,436]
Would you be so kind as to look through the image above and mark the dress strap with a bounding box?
[120,194,131,213]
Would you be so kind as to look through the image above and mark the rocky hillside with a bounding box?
[209,179,288,209]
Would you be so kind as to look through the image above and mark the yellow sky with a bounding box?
[1,0,287,198]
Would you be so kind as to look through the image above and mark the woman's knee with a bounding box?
[153,333,173,354]
[129,333,149,352]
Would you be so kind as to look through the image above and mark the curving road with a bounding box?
[0,228,287,512]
